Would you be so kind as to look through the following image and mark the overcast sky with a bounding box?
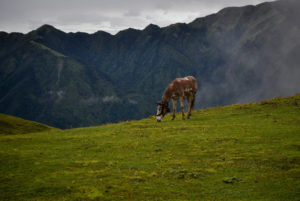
[0,0,275,34]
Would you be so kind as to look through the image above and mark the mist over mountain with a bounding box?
[1,0,299,128]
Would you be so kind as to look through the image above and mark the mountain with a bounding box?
[1,0,300,128]
[0,30,147,128]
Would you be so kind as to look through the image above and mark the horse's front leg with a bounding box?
[172,99,176,120]
[180,97,185,120]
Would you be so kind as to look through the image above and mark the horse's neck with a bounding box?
[162,88,172,103]
[162,96,170,103]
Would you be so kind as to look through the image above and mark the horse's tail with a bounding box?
[191,94,196,110]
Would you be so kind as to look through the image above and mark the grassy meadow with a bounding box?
[0,94,300,200]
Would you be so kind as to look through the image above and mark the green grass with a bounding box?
[0,94,300,201]
[0,113,58,135]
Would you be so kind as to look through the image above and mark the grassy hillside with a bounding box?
[0,113,57,135]
[0,94,299,200]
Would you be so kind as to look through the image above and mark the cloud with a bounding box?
[0,0,275,34]
[123,10,141,17]
[102,96,120,103]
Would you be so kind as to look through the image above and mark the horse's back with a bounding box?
[180,76,198,90]
[185,76,196,81]
[172,76,198,93]
[174,76,195,82]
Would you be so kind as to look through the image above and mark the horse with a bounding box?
[156,76,198,122]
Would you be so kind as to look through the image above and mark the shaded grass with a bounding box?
[0,113,58,135]
[0,94,300,200]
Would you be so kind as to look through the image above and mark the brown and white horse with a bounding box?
[156,76,198,122]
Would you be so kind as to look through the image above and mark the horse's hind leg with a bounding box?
[172,99,177,120]
[187,95,195,119]
[180,97,185,120]
[187,97,192,119]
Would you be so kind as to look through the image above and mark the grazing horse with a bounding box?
[156,76,198,122]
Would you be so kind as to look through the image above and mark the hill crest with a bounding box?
[0,113,57,135]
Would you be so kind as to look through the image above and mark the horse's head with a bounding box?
[156,101,170,122]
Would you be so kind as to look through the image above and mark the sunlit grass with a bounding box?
[0,94,300,200]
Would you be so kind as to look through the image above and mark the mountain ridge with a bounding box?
[1,0,300,128]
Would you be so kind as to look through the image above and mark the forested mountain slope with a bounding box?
[0,0,299,128]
